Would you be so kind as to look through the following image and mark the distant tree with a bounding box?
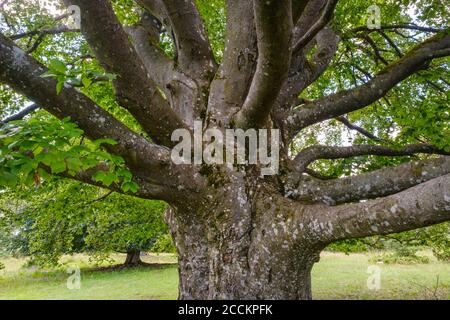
[0,180,169,267]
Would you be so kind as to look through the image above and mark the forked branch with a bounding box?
[306,173,450,243]
[290,157,450,205]
[66,0,187,147]
[286,32,450,141]
[234,0,293,129]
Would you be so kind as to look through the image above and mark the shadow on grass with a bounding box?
[86,262,178,273]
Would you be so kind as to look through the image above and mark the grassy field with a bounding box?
[0,251,448,300]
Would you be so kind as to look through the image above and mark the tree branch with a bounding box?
[220,0,258,108]
[0,104,39,124]
[0,33,182,193]
[206,0,259,127]
[290,156,450,205]
[53,164,167,200]
[306,173,450,243]
[304,168,335,180]
[292,0,311,24]
[356,33,389,65]
[66,0,187,147]
[160,0,217,80]
[349,24,443,34]
[9,25,79,40]
[276,27,339,113]
[286,31,450,140]
[125,24,174,90]
[234,0,293,129]
[293,0,327,40]
[136,0,169,24]
[293,143,449,173]
[292,0,338,54]
[335,116,384,142]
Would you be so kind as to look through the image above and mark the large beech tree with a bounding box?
[0,0,449,299]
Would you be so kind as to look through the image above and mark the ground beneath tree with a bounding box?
[0,252,448,300]
[90,262,176,272]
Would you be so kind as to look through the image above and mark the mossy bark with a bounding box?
[166,176,322,300]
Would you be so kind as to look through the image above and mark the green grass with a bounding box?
[0,251,449,300]
[313,252,449,299]
[0,253,179,300]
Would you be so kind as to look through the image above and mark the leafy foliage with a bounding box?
[370,251,430,265]
[0,112,138,192]
[151,233,176,254]
[0,180,169,267]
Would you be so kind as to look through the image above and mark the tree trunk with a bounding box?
[124,250,142,266]
[165,175,324,300]
[175,242,319,300]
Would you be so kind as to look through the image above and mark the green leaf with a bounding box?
[50,160,66,174]
[0,171,17,186]
[103,172,119,186]
[122,181,139,193]
[49,59,67,74]
[92,170,107,183]
[66,157,83,173]
[40,71,58,78]
[81,75,92,88]
[56,81,64,94]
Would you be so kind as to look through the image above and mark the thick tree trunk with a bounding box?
[124,250,142,266]
[176,250,318,300]
[165,175,323,300]
[169,208,320,299]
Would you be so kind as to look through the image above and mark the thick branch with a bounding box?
[291,156,450,205]
[54,164,167,200]
[219,0,258,108]
[161,0,217,80]
[292,0,311,24]
[0,33,181,194]
[293,0,327,40]
[307,173,450,243]
[292,0,338,54]
[287,32,450,140]
[66,0,186,147]
[234,0,293,129]
[276,27,339,114]
[125,25,174,90]
[136,0,168,24]
[206,0,259,127]
[293,143,449,172]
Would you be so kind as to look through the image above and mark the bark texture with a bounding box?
[124,250,143,266]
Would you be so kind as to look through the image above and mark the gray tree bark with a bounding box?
[124,250,143,266]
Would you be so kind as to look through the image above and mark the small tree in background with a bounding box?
[0,180,169,267]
